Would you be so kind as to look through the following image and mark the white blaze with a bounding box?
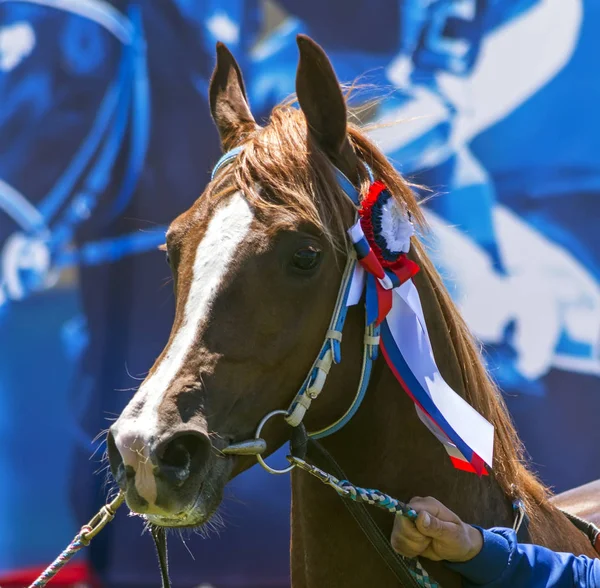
[113,192,253,503]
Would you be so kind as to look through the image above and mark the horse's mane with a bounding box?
[220,101,551,518]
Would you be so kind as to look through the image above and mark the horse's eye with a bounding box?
[292,247,322,271]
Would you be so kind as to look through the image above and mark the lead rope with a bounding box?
[26,490,174,588]
[28,492,125,588]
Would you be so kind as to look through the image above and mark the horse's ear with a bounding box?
[295,35,358,181]
[209,42,257,150]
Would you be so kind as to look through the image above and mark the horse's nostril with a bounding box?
[106,430,127,487]
[156,432,211,487]
[163,439,191,470]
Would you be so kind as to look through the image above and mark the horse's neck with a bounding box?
[291,358,596,588]
[292,268,596,587]
[305,265,515,527]
[292,288,514,587]
[290,355,512,588]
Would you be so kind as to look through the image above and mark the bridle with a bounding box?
[212,146,382,468]
[148,146,439,588]
[150,147,531,588]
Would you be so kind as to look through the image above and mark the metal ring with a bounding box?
[254,410,296,475]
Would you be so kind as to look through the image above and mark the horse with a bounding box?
[107,35,599,587]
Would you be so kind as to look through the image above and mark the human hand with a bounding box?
[390,496,483,562]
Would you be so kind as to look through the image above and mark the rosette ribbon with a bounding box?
[347,182,494,475]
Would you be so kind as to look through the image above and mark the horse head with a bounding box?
[107,36,417,526]
[106,36,600,581]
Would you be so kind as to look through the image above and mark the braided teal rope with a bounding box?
[288,456,441,587]
[29,527,91,587]
[336,480,440,588]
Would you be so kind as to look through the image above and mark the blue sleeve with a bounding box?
[446,527,600,587]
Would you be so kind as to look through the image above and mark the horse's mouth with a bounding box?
[145,442,265,528]
[146,514,199,528]
[144,497,219,528]
[141,462,230,528]
[146,508,212,528]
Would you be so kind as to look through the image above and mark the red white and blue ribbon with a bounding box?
[347,182,494,475]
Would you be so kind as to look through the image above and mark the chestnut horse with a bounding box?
[107,36,598,586]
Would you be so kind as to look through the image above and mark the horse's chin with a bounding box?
[146,510,213,529]
[144,460,232,528]
[145,487,222,528]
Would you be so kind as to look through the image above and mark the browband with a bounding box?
[211,146,365,207]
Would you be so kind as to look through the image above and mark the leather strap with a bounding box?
[560,509,600,555]
[307,439,422,587]
[151,526,172,588]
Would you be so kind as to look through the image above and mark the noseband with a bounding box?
[213,147,380,468]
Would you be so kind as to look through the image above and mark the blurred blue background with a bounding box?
[0,0,598,586]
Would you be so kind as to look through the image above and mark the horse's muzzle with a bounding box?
[107,425,213,518]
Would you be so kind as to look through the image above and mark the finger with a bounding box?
[415,511,458,541]
[393,513,428,543]
[408,496,462,525]
[420,544,445,562]
[391,514,431,557]
[391,533,431,558]
[416,513,477,562]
